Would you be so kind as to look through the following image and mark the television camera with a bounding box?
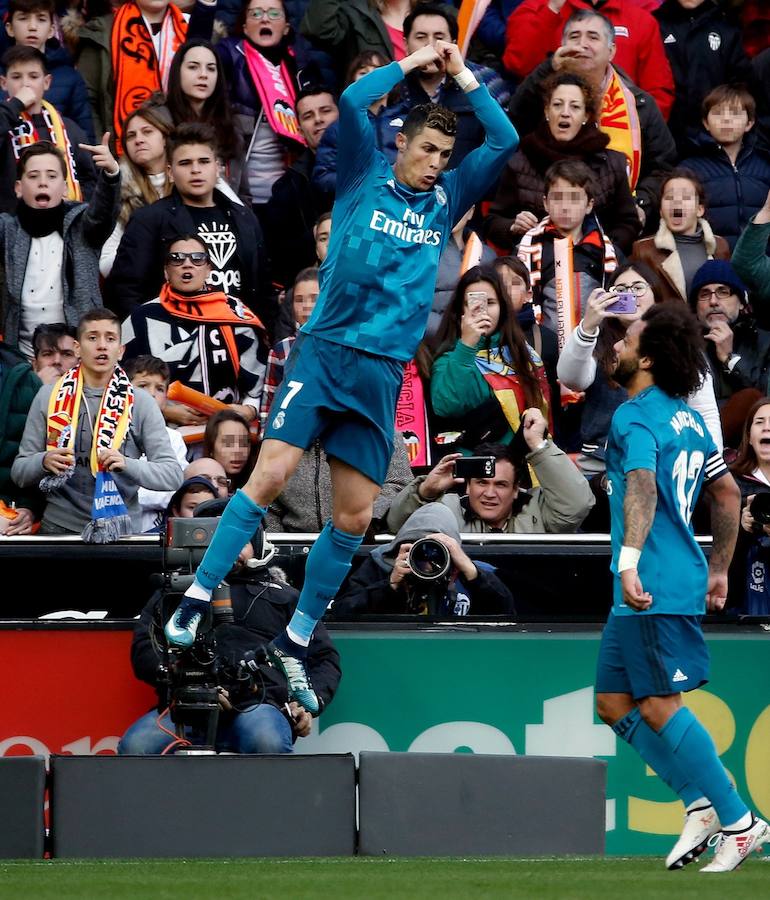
[152,509,276,753]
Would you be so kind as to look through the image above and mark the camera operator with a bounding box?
[385,409,594,534]
[118,534,341,755]
[332,502,515,617]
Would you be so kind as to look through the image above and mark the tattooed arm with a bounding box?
[703,473,741,612]
[621,468,657,611]
[624,469,658,550]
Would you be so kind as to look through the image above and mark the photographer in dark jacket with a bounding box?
[118,529,341,754]
[332,501,515,618]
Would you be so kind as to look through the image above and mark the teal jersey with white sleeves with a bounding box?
[605,385,728,616]
[302,62,518,362]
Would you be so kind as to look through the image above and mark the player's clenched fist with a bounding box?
[434,40,465,76]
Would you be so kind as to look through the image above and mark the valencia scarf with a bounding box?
[10,101,82,201]
[41,363,134,542]
[600,67,642,191]
[111,1,187,153]
[242,40,305,145]
[159,282,263,390]
[395,360,430,467]
[473,342,550,435]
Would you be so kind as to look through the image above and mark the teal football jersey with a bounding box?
[606,385,728,616]
[302,62,518,361]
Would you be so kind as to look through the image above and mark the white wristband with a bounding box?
[617,546,641,572]
[453,67,476,91]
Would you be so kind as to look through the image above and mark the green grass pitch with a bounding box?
[1,857,768,899]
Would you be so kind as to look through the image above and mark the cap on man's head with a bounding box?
[166,476,217,515]
[688,260,748,307]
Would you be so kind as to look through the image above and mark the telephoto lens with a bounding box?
[407,537,451,581]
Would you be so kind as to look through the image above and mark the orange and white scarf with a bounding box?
[111,1,187,153]
[10,101,82,201]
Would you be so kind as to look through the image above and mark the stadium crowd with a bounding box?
[0,0,769,617]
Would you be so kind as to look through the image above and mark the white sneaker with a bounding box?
[701,816,770,873]
[666,803,720,869]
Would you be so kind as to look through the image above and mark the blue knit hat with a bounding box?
[688,259,748,306]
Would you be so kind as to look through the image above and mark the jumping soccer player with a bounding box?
[595,303,768,873]
[164,40,518,712]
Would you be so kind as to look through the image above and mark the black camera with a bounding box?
[403,537,453,615]
[154,517,269,752]
[407,537,451,581]
[750,493,770,530]
[453,456,496,479]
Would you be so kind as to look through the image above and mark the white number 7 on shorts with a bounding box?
[279,380,304,410]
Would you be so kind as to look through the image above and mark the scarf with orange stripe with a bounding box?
[518,216,617,405]
[10,101,82,201]
[41,363,134,542]
[159,283,263,397]
[111,1,187,154]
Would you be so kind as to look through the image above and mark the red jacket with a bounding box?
[503,0,674,120]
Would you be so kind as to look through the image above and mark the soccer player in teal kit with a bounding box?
[595,304,768,873]
[164,39,518,711]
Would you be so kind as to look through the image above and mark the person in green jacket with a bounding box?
[0,341,41,534]
[429,264,551,453]
[733,187,770,310]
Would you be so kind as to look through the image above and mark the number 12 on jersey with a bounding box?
[672,449,704,525]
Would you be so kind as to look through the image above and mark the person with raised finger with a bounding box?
[0,133,120,359]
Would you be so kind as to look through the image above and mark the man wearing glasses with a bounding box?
[688,260,770,411]
[121,234,268,431]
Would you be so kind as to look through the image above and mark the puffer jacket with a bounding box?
[509,60,677,216]
[654,0,754,154]
[681,131,770,250]
[44,40,95,143]
[484,121,640,253]
[300,0,394,79]
[216,36,305,206]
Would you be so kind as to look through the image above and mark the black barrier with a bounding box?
[0,756,46,858]
[0,533,726,621]
[50,754,357,858]
[358,751,606,856]
[0,534,621,620]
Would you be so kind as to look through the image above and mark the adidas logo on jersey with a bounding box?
[663,33,676,44]
[673,668,688,683]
